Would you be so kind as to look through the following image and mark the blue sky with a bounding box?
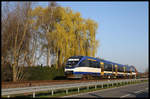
[2,2,148,72]
[56,2,148,72]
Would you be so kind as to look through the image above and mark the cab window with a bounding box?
[79,59,89,67]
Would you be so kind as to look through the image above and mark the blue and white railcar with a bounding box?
[65,56,101,78]
[64,56,136,79]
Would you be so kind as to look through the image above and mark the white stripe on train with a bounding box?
[65,67,136,75]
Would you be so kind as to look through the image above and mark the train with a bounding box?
[64,56,137,79]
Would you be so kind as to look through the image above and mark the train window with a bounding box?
[118,66,124,72]
[108,64,112,71]
[120,66,124,72]
[118,66,121,72]
[94,61,100,68]
[118,66,120,72]
[125,66,127,73]
[126,67,130,73]
[132,69,135,72]
[125,67,127,73]
[111,64,114,71]
[89,60,93,67]
[104,63,112,71]
[88,60,100,68]
[79,59,89,67]
[104,63,108,70]
[66,59,79,66]
[96,61,100,68]
[128,67,131,73]
[131,67,135,72]
[121,66,124,72]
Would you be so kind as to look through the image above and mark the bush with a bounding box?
[1,62,13,82]
[2,65,65,82]
[23,66,65,81]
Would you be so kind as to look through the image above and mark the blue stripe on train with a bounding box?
[103,73,124,76]
[73,72,124,76]
[104,73,112,76]
[74,72,101,76]
[117,74,124,76]
[65,67,75,69]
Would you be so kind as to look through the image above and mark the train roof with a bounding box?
[69,56,83,59]
[69,56,132,68]
[82,56,130,67]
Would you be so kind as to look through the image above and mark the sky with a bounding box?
[56,2,149,72]
[2,2,148,72]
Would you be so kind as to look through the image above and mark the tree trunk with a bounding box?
[57,50,61,69]
[47,48,51,67]
[12,63,17,82]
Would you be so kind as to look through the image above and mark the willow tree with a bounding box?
[31,2,59,67]
[85,19,99,57]
[32,3,99,68]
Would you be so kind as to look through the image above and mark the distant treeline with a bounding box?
[2,2,98,82]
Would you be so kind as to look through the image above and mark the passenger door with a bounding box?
[123,66,126,77]
[100,62,104,76]
[115,65,118,76]
[112,64,113,74]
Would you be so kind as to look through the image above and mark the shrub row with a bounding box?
[2,65,65,82]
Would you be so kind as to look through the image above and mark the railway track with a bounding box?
[2,78,130,89]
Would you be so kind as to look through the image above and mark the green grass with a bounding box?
[3,79,148,98]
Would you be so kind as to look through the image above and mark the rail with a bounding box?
[2,78,148,98]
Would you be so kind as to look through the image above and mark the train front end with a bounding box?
[64,56,83,79]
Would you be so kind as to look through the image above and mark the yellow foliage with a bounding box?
[31,5,99,68]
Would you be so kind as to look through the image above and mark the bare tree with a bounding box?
[2,2,33,81]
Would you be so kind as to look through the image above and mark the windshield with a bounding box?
[66,58,80,67]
